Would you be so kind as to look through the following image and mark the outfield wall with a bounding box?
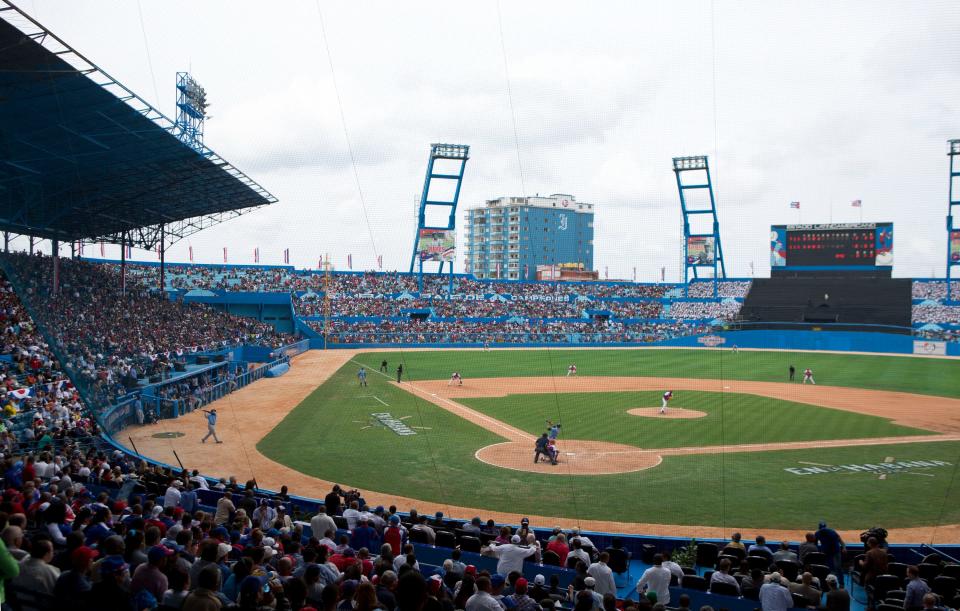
[306,331,960,356]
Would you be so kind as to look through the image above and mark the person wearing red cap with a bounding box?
[505,577,538,611]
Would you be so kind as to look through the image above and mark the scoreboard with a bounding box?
[770,222,893,269]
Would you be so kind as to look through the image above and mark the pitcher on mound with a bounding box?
[660,391,673,414]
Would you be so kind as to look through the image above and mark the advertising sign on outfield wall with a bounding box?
[913,340,947,355]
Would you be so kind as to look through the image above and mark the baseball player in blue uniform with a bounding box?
[201,408,222,443]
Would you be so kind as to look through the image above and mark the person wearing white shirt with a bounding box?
[342,501,362,530]
[12,540,60,595]
[568,539,591,568]
[163,481,182,509]
[466,576,506,611]
[636,555,672,605]
[587,553,617,598]
[661,550,684,581]
[311,506,338,541]
[759,574,794,611]
[709,558,740,594]
[482,536,536,575]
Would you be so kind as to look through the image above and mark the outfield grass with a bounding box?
[353,348,960,398]
[257,349,960,529]
[458,391,928,448]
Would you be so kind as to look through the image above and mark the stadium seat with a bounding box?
[887,562,908,580]
[775,560,800,582]
[458,535,482,553]
[792,592,812,608]
[702,571,714,584]
[942,564,960,579]
[716,554,740,569]
[681,575,708,592]
[720,546,746,561]
[409,529,430,544]
[542,550,562,566]
[803,551,827,566]
[435,530,457,549]
[696,542,720,568]
[878,604,905,611]
[932,576,957,600]
[807,564,831,584]
[920,563,943,581]
[605,547,631,579]
[333,516,349,530]
[871,574,902,603]
[923,554,945,565]
[747,555,771,571]
[710,581,740,597]
[741,587,759,601]
[885,590,907,602]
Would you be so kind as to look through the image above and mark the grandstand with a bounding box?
[0,3,959,611]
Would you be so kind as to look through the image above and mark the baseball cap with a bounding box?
[464,565,477,576]
[340,579,359,598]
[515,578,528,590]
[818,521,827,529]
[520,517,529,525]
[389,515,400,525]
[490,574,506,587]
[217,543,232,560]
[584,577,596,587]
[428,574,443,594]
[100,556,128,576]
[71,546,99,564]
[148,545,175,563]
[211,526,229,540]
[511,535,521,544]
[534,575,545,586]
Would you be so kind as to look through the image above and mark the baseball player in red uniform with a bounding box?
[660,391,673,414]
[567,364,577,377]
[803,368,815,384]
[448,372,463,386]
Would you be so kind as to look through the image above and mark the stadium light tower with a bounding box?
[673,155,727,298]
[947,139,960,303]
[175,72,209,152]
[408,143,470,286]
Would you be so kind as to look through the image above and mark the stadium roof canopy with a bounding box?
[0,2,277,249]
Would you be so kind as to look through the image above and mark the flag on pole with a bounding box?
[78,242,84,256]
[632,266,637,282]
[156,246,161,260]
[126,244,132,258]
[851,199,862,207]
[789,201,800,209]
[496,262,501,278]
[223,247,228,263]
[188,246,194,262]
[283,248,290,264]
[377,255,382,270]
[100,242,105,257]
[347,254,353,269]
[661,266,666,282]
[254,247,259,263]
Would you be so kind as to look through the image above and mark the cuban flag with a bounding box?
[347,254,353,270]
[851,199,862,208]
[189,246,194,262]
[8,388,32,401]
[283,249,290,264]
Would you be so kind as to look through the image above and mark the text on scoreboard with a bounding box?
[770,222,893,268]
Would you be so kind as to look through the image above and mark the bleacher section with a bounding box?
[740,276,913,328]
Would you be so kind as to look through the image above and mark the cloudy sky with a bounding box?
[13,0,960,280]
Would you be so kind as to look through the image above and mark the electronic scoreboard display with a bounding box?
[770,222,893,268]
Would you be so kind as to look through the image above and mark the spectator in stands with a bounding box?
[727,532,745,551]
[788,572,821,607]
[759,573,793,611]
[546,533,569,566]
[859,536,889,590]
[798,533,818,564]
[465,575,501,611]
[748,535,773,557]
[772,541,798,564]
[13,538,59,595]
[481,536,536,575]
[904,565,931,610]
[568,538,591,568]
[636,554,671,605]
[587,552,617,599]
[708,558,740,595]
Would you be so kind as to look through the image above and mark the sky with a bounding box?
[11,0,960,280]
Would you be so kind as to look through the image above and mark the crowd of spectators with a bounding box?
[912,281,960,301]
[666,301,742,321]
[912,304,960,325]
[294,298,664,320]
[312,320,710,345]
[685,281,752,299]
[2,254,291,408]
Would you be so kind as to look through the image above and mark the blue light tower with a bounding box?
[408,143,470,278]
[673,155,727,298]
[947,139,960,303]
[175,72,208,153]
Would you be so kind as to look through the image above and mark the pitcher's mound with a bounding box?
[475,440,661,475]
[628,407,706,419]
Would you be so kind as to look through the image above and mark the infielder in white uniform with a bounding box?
[803,368,815,384]
[567,364,577,377]
[660,391,673,414]
[448,372,463,386]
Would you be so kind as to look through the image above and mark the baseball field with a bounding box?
[123,347,960,540]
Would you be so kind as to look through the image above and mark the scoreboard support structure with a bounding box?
[947,140,960,303]
[673,155,727,297]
